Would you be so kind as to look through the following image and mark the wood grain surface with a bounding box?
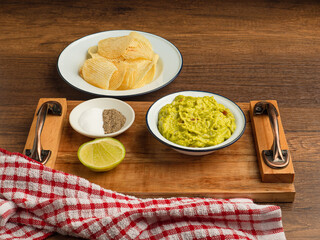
[0,0,319,239]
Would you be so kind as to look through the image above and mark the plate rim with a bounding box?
[57,30,183,98]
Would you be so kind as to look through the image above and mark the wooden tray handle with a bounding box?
[250,100,294,183]
[23,98,67,168]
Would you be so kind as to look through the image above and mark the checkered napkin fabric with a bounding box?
[0,148,286,240]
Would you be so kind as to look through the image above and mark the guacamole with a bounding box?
[158,95,236,147]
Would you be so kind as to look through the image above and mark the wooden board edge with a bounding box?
[262,172,295,183]
[123,190,296,203]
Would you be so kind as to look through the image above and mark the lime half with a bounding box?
[77,137,125,172]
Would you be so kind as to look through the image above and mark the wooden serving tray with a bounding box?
[24,98,295,202]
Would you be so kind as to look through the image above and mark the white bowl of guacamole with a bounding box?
[146,91,246,155]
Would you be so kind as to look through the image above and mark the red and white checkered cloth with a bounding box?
[0,148,286,240]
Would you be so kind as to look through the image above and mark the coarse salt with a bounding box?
[78,108,104,135]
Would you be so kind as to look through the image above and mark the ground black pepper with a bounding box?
[102,109,126,134]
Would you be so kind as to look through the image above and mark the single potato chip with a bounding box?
[87,46,98,58]
[80,57,117,89]
[98,32,153,61]
[117,68,134,90]
[108,61,127,90]
[98,35,131,59]
[122,32,154,60]
[118,59,152,90]
[133,54,159,89]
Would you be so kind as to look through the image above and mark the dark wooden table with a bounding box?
[1,0,319,239]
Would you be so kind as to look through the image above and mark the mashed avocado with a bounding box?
[158,95,236,147]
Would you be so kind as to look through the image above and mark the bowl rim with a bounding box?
[69,97,135,138]
[145,90,246,152]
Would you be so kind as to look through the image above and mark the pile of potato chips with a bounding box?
[79,32,159,90]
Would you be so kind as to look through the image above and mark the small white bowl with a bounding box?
[146,91,246,155]
[69,98,135,138]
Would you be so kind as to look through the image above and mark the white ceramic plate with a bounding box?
[146,91,246,155]
[57,30,183,97]
[69,98,135,138]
